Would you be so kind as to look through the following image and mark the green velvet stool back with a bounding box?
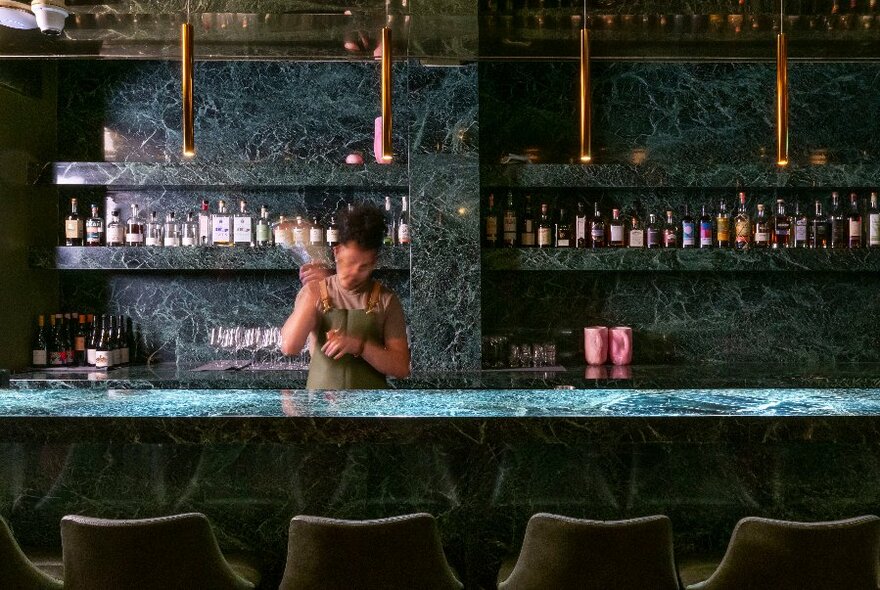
[0,515,63,590]
[279,513,463,590]
[686,515,880,590]
[497,513,681,590]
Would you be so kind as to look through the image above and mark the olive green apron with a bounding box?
[305,279,387,390]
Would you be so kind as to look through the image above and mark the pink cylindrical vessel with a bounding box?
[584,326,608,366]
[609,326,633,366]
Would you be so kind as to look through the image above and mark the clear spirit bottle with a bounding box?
[292,215,307,247]
[181,210,199,247]
[212,199,233,247]
[869,192,880,248]
[255,205,272,247]
[233,199,255,247]
[273,215,294,247]
[309,215,325,246]
[325,212,339,247]
[163,211,180,247]
[125,203,144,246]
[398,196,411,245]
[145,211,163,246]
[85,203,104,246]
[199,199,212,245]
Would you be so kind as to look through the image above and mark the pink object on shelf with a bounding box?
[345,153,364,165]
[584,326,608,366]
[374,116,390,164]
[609,364,632,380]
[584,365,608,380]
[609,326,633,366]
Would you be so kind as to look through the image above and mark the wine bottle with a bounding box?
[32,315,48,367]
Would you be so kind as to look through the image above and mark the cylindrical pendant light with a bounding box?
[380,26,393,162]
[579,27,592,163]
[775,6,788,167]
[181,21,195,158]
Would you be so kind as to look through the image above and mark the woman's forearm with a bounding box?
[360,340,411,378]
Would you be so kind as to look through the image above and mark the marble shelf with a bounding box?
[482,247,880,272]
[29,246,410,271]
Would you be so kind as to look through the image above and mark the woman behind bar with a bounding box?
[280,204,410,389]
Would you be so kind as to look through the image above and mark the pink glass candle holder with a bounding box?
[584,326,608,366]
[609,326,633,366]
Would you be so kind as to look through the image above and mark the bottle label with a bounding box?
[735,219,751,245]
[629,229,644,248]
[126,232,144,244]
[682,223,695,246]
[556,237,571,248]
[503,212,517,234]
[95,350,110,368]
[145,236,161,247]
[663,231,677,247]
[647,229,661,247]
[212,217,231,243]
[307,227,322,245]
[716,218,730,241]
[610,225,624,243]
[32,350,47,366]
[65,220,83,238]
[755,230,769,243]
[181,236,196,247]
[574,217,587,248]
[398,224,410,244]
[521,220,535,246]
[164,236,179,247]
[234,217,253,242]
[850,220,862,240]
[87,348,96,365]
[486,218,498,241]
[256,225,271,243]
[538,227,552,247]
[795,221,808,242]
[50,351,64,366]
[870,214,880,246]
[85,225,103,245]
[293,227,306,245]
[107,226,124,245]
[274,228,292,246]
[199,216,210,242]
[75,336,85,352]
[591,227,604,242]
[326,228,338,244]
[699,222,712,246]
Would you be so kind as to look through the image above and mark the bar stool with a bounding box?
[0,515,63,590]
[686,515,880,590]
[497,513,681,590]
[279,513,463,590]
[61,512,261,590]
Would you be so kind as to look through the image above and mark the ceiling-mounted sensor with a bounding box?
[30,0,67,36]
[0,0,37,30]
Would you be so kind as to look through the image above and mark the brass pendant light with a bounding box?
[181,0,194,158]
[579,27,591,163]
[776,0,789,167]
[380,26,393,162]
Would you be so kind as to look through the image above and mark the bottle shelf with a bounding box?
[483,247,880,272]
[29,246,411,271]
[39,162,410,189]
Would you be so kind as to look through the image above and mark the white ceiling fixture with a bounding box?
[0,0,38,30]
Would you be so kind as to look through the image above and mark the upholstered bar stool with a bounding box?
[61,512,261,590]
[0,515,63,590]
[279,513,463,590]
[686,515,880,590]
[497,513,681,590]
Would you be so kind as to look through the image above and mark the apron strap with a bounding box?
[318,278,333,313]
[366,281,382,315]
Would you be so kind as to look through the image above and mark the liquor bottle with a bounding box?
[520,195,536,247]
[484,193,500,248]
[733,192,751,251]
[555,208,572,248]
[699,205,713,248]
[590,203,606,248]
[384,196,396,246]
[232,200,255,247]
[309,215,325,246]
[502,190,517,247]
[772,199,791,249]
[646,213,662,249]
[163,212,180,247]
[145,211,163,246]
[123,204,144,247]
[608,208,625,247]
[868,192,880,248]
[48,315,63,366]
[628,209,645,248]
[810,200,829,249]
[325,213,339,247]
[65,313,75,365]
[65,197,84,246]
[273,215,294,247]
[85,204,104,246]
[753,204,770,247]
[830,192,846,249]
[199,199,212,245]
[255,206,272,247]
[32,315,48,367]
[681,205,696,248]
[715,200,731,248]
[181,210,199,246]
[663,210,678,248]
[292,215,307,247]
[847,192,862,249]
[119,315,130,365]
[106,209,124,246]
[574,201,588,248]
[73,314,87,366]
[95,315,111,369]
[212,199,233,247]
[398,196,411,245]
[537,203,553,248]
[792,201,809,248]
[86,314,101,366]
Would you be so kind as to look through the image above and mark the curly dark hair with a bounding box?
[337,203,385,251]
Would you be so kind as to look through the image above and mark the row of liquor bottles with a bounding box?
[484,190,880,249]
[62,196,411,248]
[483,0,880,14]
[31,313,137,369]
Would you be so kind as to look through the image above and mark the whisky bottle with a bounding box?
[733,192,751,251]
[163,212,180,247]
[792,201,809,248]
[520,195,536,247]
[537,203,553,248]
[715,200,731,248]
[608,208,625,247]
[663,210,678,248]
[869,192,880,248]
[198,199,211,245]
[212,200,233,247]
[574,201,588,248]
[273,215,294,248]
[144,211,163,247]
[810,200,829,249]
[181,210,199,247]
[484,193,500,247]
[646,213,662,249]
[830,192,846,249]
[398,196,411,245]
[753,204,770,248]
[847,192,862,249]
[699,205,713,248]
[590,203,606,248]
[85,203,104,246]
[255,206,272,247]
[106,209,124,246]
[681,205,696,248]
[125,204,145,246]
[772,199,791,249]
[555,208,572,248]
[65,197,84,246]
[628,210,645,248]
[233,199,255,247]
[502,190,518,247]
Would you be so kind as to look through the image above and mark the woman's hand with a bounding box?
[299,263,333,285]
[321,329,365,360]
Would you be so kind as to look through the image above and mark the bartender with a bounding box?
[280,204,410,389]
